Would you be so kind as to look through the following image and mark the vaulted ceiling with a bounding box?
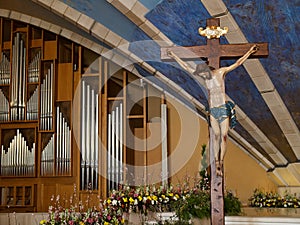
[1,0,299,185]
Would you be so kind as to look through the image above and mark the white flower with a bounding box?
[112,200,118,205]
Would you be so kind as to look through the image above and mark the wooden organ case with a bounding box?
[0,18,167,213]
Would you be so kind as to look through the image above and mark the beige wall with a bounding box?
[166,96,277,204]
[166,97,208,184]
[224,141,277,204]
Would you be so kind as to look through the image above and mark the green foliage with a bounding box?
[224,191,242,216]
[173,190,210,222]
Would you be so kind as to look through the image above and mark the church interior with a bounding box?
[0,0,299,223]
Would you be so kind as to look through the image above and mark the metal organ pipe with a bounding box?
[107,103,123,191]
[86,84,90,187]
[90,89,95,189]
[0,89,9,121]
[80,81,99,190]
[120,103,123,183]
[0,52,10,85]
[161,104,168,185]
[107,113,112,191]
[10,33,26,121]
[95,94,99,190]
[40,63,54,130]
[26,86,39,120]
[81,81,86,190]
[55,106,71,176]
[28,51,40,83]
[0,129,35,176]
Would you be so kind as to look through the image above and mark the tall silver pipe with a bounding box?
[49,65,53,130]
[161,104,168,185]
[40,63,53,130]
[59,109,63,175]
[86,85,90,186]
[80,81,98,190]
[111,110,115,188]
[115,106,119,185]
[95,94,99,189]
[56,106,60,175]
[61,114,65,175]
[21,47,26,120]
[66,120,71,175]
[107,103,124,191]
[90,89,95,189]
[10,33,26,120]
[120,103,123,183]
[81,81,86,189]
[107,113,112,191]
[55,106,71,176]
[45,72,49,130]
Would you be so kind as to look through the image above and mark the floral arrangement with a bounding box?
[40,145,242,224]
[104,184,183,216]
[249,189,300,208]
[40,185,125,225]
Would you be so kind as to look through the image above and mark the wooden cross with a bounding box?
[161,18,268,225]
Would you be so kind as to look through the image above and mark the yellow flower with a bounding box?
[39,220,47,224]
[104,222,109,225]
[168,193,174,197]
[138,196,143,201]
[129,197,134,203]
[152,195,158,201]
[107,199,111,204]
[123,197,128,202]
[79,222,85,225]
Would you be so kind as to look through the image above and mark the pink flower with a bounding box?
[68,220,74,225]
[87,217,94,223]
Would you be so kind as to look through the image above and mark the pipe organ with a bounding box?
[26,86,39,120]
[41,106,71,176]
[0,89,9,121]
[107,103,123,191]
[40,63,54,130]
[28,51,40,83]
[41,134,54,176]
[55,106,71,176]
[0,18,170,212]
[0,52,10,85]
[1,129,35,176]
[10,33,26,121]
[80,80,99,190]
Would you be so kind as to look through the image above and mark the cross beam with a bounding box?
[161,18,268,225]
[161,18,268,69]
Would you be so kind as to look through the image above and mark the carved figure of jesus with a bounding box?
[167,44,258,176]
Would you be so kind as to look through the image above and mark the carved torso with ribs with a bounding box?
[205,73,226,108]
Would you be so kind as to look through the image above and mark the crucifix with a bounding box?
[161,18,268,225]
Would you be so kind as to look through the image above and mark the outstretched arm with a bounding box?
[167,50,195,74]
[225,44,259,73]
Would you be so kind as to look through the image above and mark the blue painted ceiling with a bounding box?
[50,0,300,167]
